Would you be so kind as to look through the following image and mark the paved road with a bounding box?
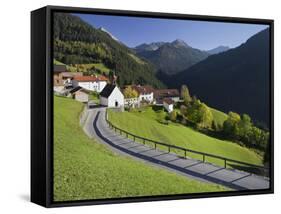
[82,107,270,191]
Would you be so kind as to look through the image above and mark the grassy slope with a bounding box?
[53,59,110,74]
[210,108,228,126]
[54,96,227,201]
[108,107,262,167]
[83,63,110,74]
[128,53,146,64]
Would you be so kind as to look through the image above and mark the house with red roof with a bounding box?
[131,85,154,103]
[53,65,83,92]
[154,89,180,104]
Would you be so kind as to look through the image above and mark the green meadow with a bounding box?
[108,106,262,168]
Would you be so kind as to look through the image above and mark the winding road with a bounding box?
[82,107,270,191]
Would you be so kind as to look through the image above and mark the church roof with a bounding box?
[100,84,117,98]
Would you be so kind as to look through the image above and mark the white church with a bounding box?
[99,84,124,107]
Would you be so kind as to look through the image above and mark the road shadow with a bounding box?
[228,163,268,177]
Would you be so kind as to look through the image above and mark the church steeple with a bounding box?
[112,72,118,85]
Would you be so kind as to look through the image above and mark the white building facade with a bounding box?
[100,84,124,107]
[124,97,139,108]
[131,85,154,103]
[163,98,174,113]
[138,92,154,103]
[72,76,108,93]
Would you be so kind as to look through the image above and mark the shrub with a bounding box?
[169,110,177,122]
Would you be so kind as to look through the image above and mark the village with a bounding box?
[53,64,180,113]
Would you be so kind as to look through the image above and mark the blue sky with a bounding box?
[75,13,268,50]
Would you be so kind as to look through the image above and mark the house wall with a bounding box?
[163,102,173,113]
[108,87,124,107]
[139,92,154,103]
[124,97,139,108]
[72,80,107,92]
[171,97,180,102]
[75,91,89,103]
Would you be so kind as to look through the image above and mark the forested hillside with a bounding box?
[53,13,164,88]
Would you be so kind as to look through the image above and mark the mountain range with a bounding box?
[134,40,230,75]
[159,28,270,126]
[206,45,230,55]
[135,39,209,75]
[135,42,166,52]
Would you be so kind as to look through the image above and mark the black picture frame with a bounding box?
[31,5,274,208]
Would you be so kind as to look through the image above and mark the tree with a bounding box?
[181,85,192,105]
[223,111,241,138]
[123,86,138,109]
[108,70,115,84]
[212,120,219,131]
[246,126,269,149]
[263,142,270,165]
[180,105,187,116]
[169,110,177,122]
[237,114,252,141]
[198,103,214,128]
[184,99,213,128]
[186,99,202,124]
[123,86,138,98]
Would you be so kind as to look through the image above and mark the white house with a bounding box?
[72,75,108,93]
[131,85,154,103]
[163,98,174,113]
[100,84,124,107]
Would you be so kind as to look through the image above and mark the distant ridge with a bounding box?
[135,42,166,52]
[135,39,209,75]
[207,46,230,55]
[99,27,121,43]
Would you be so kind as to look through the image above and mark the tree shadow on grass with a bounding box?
[227,163,268,177]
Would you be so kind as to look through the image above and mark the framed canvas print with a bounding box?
[31,5,274,207]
